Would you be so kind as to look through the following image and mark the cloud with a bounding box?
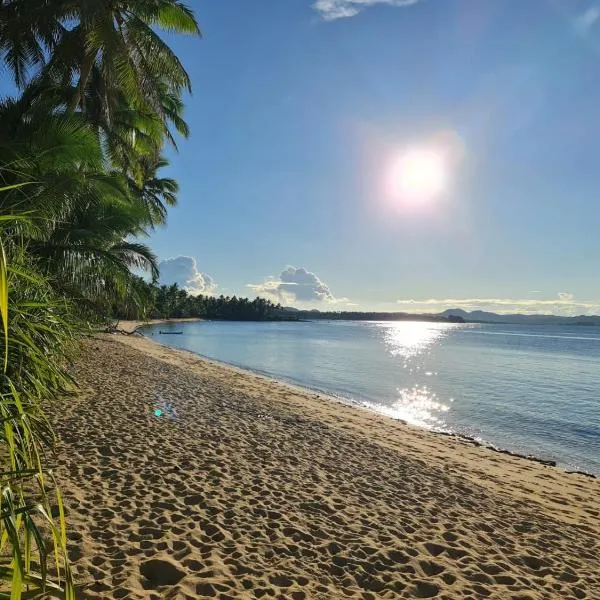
[248,266,348,305]
[158,256,216,295]
[395,293,600,316]
[313,0,420,21]
[576,6,600,32]
[558,292,574,301]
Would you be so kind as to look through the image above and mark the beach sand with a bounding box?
[109,318,203,334]
[53,333,600,599]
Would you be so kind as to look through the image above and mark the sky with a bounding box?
[8,0,600,314]
[150,0,600,315]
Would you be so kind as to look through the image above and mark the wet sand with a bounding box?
[53,333,600,599]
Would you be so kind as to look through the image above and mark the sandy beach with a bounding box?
[110,318,204,333]
[53,333,600,599]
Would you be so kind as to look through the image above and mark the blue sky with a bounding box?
[151,0,600,314]
[7,0,600,314]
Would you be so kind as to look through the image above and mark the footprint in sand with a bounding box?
[139,558,185,588]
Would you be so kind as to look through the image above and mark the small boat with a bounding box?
[159,330,184,335]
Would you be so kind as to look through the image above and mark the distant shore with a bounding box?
[54,333,600,598]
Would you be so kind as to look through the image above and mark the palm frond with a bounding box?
[136,1,201,35]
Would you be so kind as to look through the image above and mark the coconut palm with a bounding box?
[0,0,64,87]
[0,0,199,154]
[30,196,159,306]
[0,105,160,303]
[127,156,179,227]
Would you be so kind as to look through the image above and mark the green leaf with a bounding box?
[0,239,8,372]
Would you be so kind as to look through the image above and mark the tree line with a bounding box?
[113,279,284,321]
[0,1,200,595]
[288,310,465,323]
[110,283,465,324]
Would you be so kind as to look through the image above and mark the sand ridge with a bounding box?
[52,335,600,599]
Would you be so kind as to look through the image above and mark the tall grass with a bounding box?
[0,212,74,598]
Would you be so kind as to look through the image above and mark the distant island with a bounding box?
[281,307,600,326]
[283,307,600,326]
[439,309,600,326]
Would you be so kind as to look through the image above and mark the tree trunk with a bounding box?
[68,50,97,113]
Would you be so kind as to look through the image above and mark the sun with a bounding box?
[381,131,464,211]
[393,147,448,202]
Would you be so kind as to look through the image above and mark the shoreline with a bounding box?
[111,333,600,511]
[114,317,203,334]
[129,322,596,478]
[55,333,600,598]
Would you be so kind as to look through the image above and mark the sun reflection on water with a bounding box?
[380,320,452,360]
[370,321,459,429]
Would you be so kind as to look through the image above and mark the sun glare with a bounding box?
[379,131,463,213]
[393,148,447,202]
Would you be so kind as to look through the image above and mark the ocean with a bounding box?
[144,320,600,474]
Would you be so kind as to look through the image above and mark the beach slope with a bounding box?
[54,335,600,599]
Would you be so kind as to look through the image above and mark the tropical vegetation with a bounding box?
[109,282,468,323]
[113,280,284,321]
[0,0,200,596]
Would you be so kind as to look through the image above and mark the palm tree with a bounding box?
[0,0,199,146]
[128,156,179,228]
[0,102,159,308]
[0,0,64,87]
[29,197,159,306]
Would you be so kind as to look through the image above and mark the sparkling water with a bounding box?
[146,320,600,474]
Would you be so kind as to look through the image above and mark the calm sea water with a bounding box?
[145,320,600,474]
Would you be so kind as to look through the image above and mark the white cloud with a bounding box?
[158,256,216,295]
[396,293,600,316]
[248,266,349,306]
[576,6,600,32]
[313,0,421,21]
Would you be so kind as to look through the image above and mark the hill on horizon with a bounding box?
[281,306,600,325]
[440,309,600,325]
